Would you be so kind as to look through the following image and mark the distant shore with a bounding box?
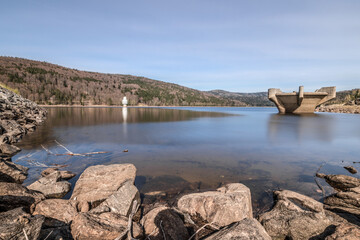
[38,104,274,108]
[316,104,360,114]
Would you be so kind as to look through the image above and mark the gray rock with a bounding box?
[204,218,271,240]
[71,212,143,240]
[28,171,71,198]
[91,180,140,217]
[325,223,360,240]
[71,164,136,211]
[258,190,345,240]
[0,143,21,156]
[41,167,76,180]
[177,183,252,227]
[141,205,189,240]
[0,207,45,240]
[0,182,45,212]
[316,173,360,191]
[0,158,28,183]
[33,199,79,225]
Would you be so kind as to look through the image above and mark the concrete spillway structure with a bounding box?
[268,86,336,114]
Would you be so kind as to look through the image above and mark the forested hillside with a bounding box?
[0,57,246,106]
[208,90,274,106]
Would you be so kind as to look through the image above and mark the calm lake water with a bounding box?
[14,107,360,212]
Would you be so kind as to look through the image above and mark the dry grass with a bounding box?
[0,82,20,94]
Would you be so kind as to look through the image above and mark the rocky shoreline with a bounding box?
[316,104,360,114]
[1,87,360,239]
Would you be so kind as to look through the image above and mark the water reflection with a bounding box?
[17,107,231,149]
[267,113,334,143]
[13,107,360,212]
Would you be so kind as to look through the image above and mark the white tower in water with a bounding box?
[122,96,128,107]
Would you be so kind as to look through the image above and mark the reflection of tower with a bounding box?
[122,106,128,136]
[122,97,128,107]
[122,107,128,123]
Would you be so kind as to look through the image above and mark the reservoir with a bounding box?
[14,107,360,213]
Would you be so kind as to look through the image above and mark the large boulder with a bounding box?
[91,180,140,217]
[258,190,345,240]
[177,183,252,227]
[71,212,143,240]
[0,207,45,240]
[0,182,45,212]
[204,218,271,240]
[33,199,79,225]
[41,167,76,180]
[325,187,360,216]
[141,205,189,240]
[325,223,360,240]
[0,158,28,183]
[71,164,136,211]
[28,171,71,198]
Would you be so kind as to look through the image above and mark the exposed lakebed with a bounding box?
[14,107,360,211]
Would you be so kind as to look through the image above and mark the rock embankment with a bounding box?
[316,104,360,114]
[0,86,47,184]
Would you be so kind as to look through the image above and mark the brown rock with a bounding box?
[0,158,28,183]
[0,207,45,240]
[28,171,71,198]
[325,223,360,240]
[141,206,189,240]
[258,190,345,240]
[91,180,140,216]
[0,143,21,157]
[33,199,79,224]
[71,164,136,210]
[204,218,271,240]
[41,167,76,180]
[0,182,45,212]
[177,183,252,227]
[71,212,143,240]
[316,173,360,191]
[344,166,358,174]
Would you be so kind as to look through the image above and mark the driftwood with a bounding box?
[314,163,326,198]
[41,140,108,157]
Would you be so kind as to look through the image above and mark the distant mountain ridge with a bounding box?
[0,57,248,106]
[207,90,274,106]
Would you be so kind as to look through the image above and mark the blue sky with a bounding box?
[1,0,359,92]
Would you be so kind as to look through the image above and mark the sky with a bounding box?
[1,0,360,92]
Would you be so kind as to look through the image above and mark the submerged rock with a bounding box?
[0,207,45,240]
[0,158,28,183]
[204,218,271,240]
[258,190,345,240]
[344,166,358,174]
[28,171,71,198]
[0,182,45,212]
[141,205,189,240]
[71,212,143,240]
[71,164,136,211]
[177,183,252,227]
[41,167,76,180]
[91,180,140,217]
